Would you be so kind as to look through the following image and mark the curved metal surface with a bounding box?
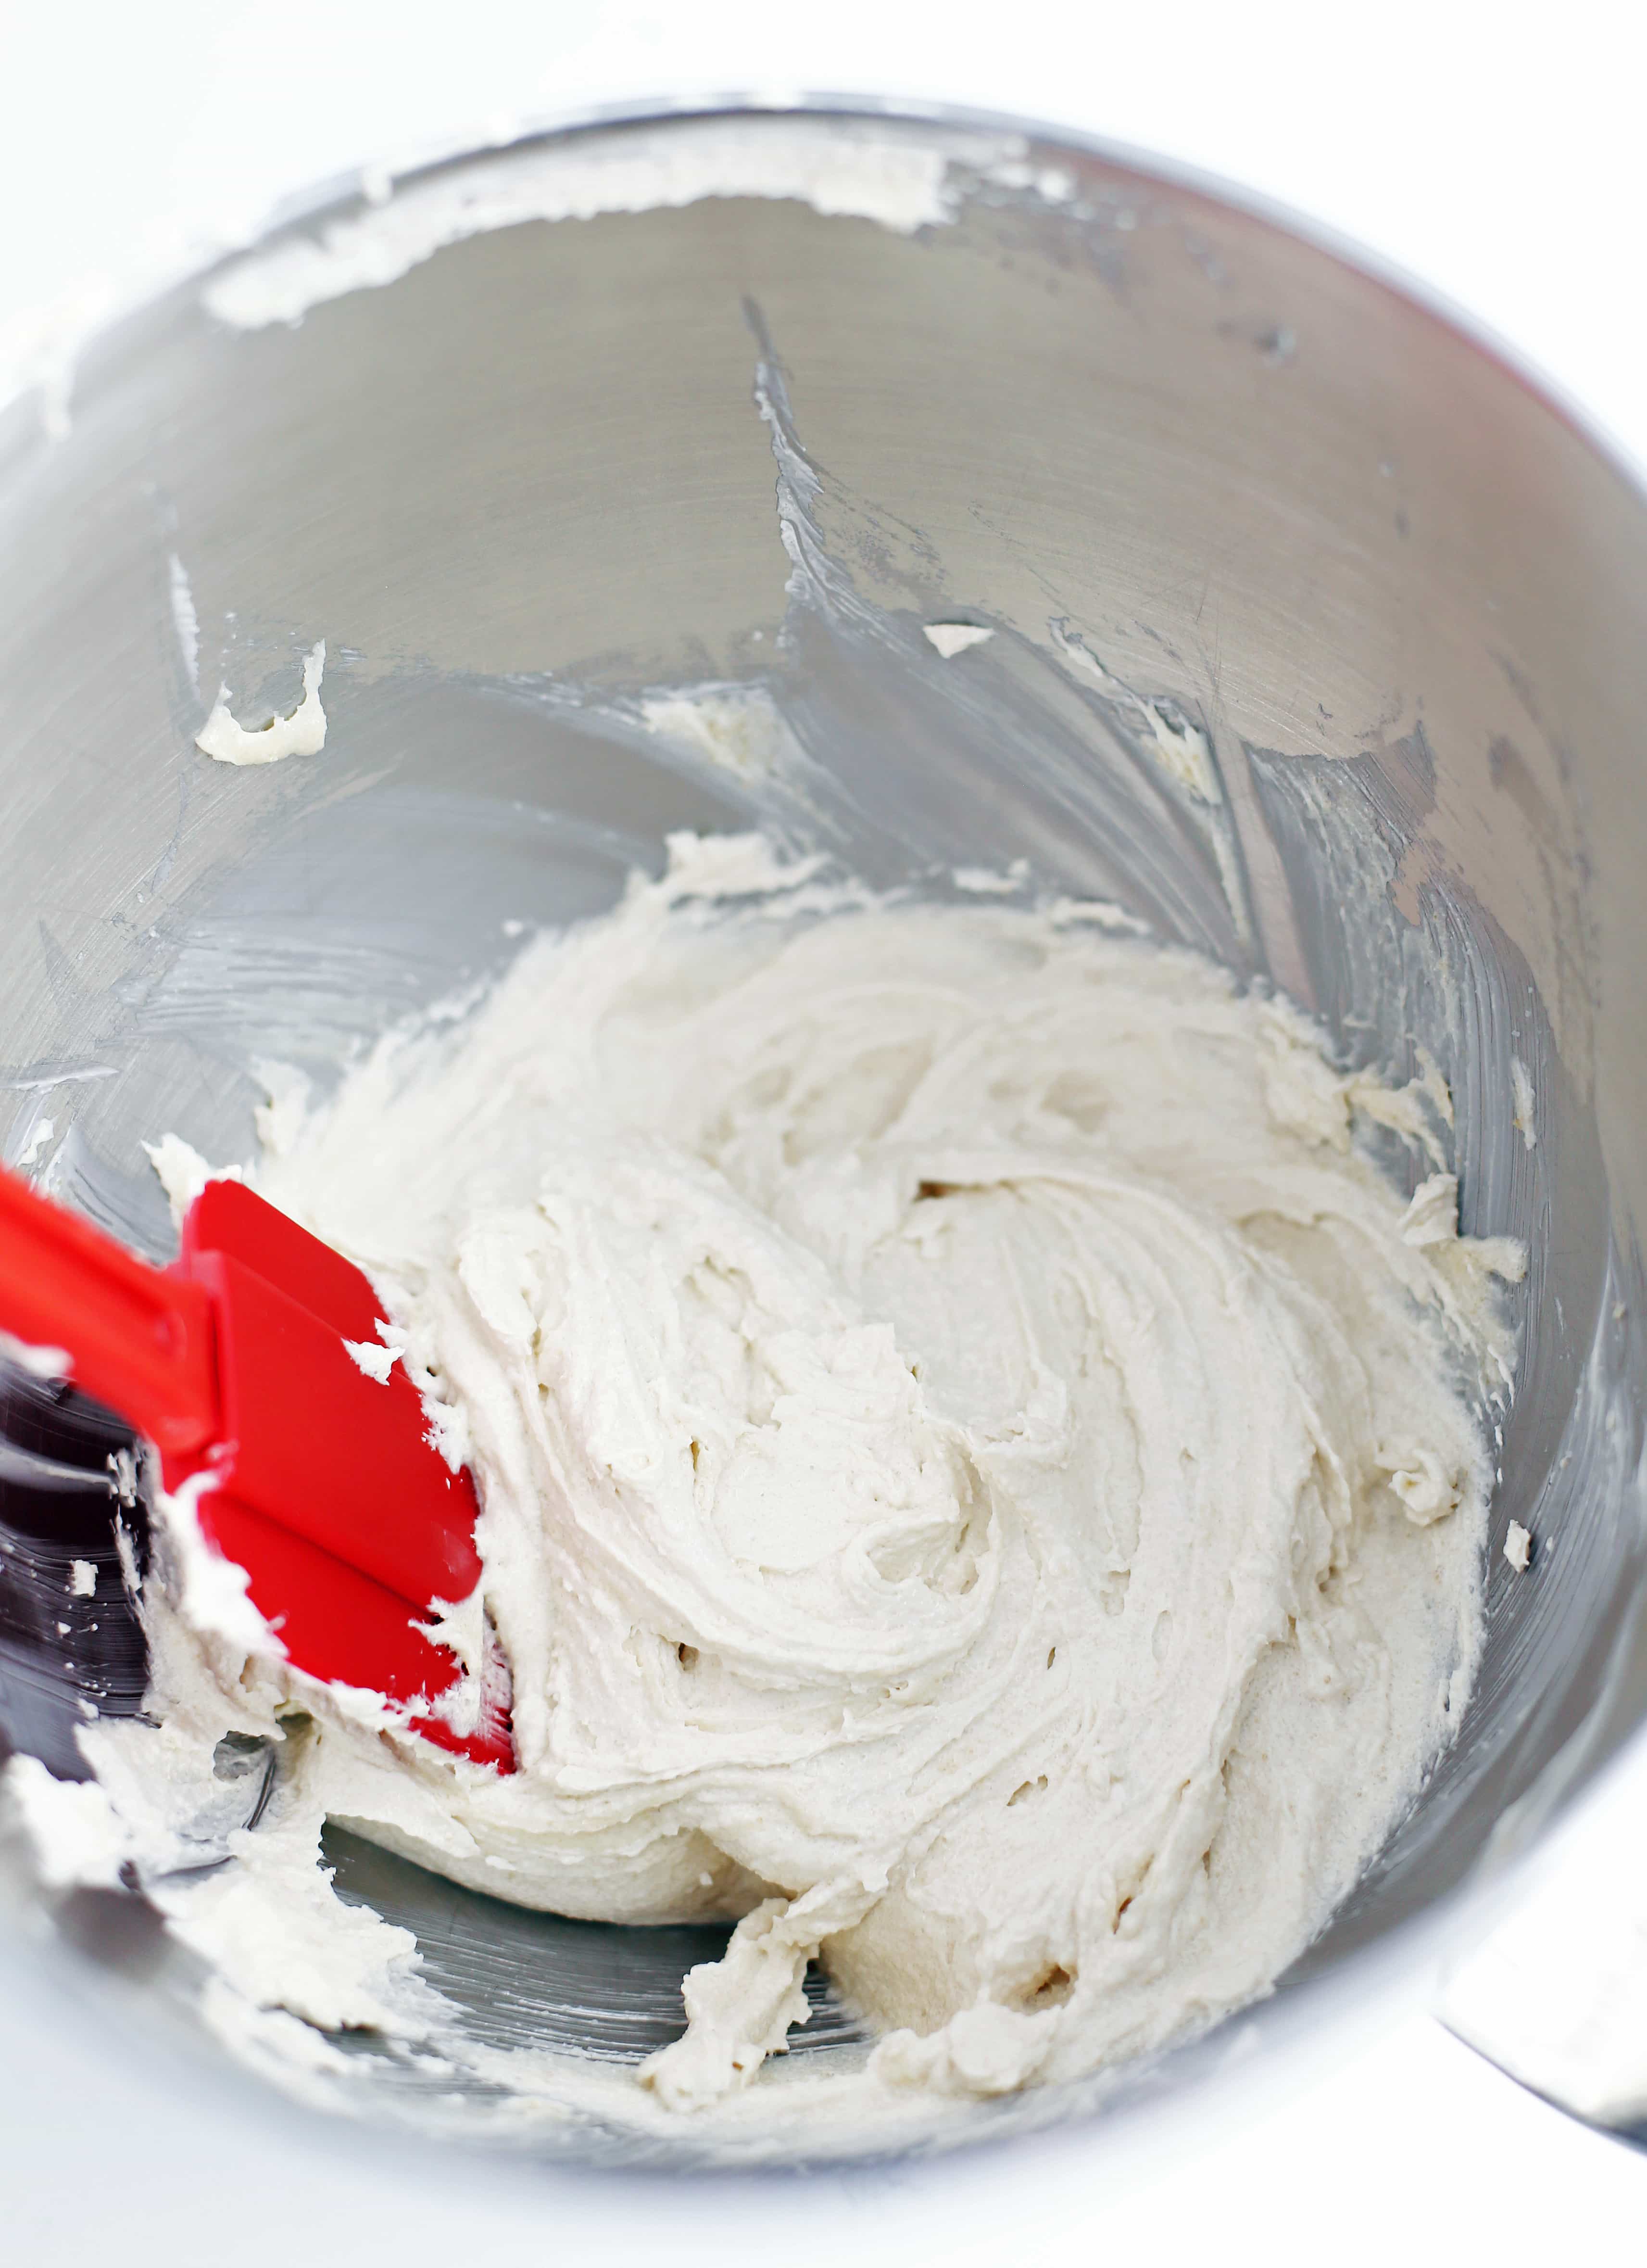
[0,102,1645,2171]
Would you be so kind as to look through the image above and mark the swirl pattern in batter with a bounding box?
[137,836,1521,2116]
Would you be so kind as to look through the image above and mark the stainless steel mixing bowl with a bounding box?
[2,101,1645,2174]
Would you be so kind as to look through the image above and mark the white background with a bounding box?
[1,3,1645,2260]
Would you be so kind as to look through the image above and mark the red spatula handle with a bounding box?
[0,1164,218,1463]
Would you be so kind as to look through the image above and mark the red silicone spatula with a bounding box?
[0,1162,513,1771]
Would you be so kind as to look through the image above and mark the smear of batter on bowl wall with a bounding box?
[195,641,327,766]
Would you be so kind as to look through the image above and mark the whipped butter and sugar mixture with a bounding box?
[104,836,1520,2122]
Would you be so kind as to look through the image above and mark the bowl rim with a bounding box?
[16,89,1647,526]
